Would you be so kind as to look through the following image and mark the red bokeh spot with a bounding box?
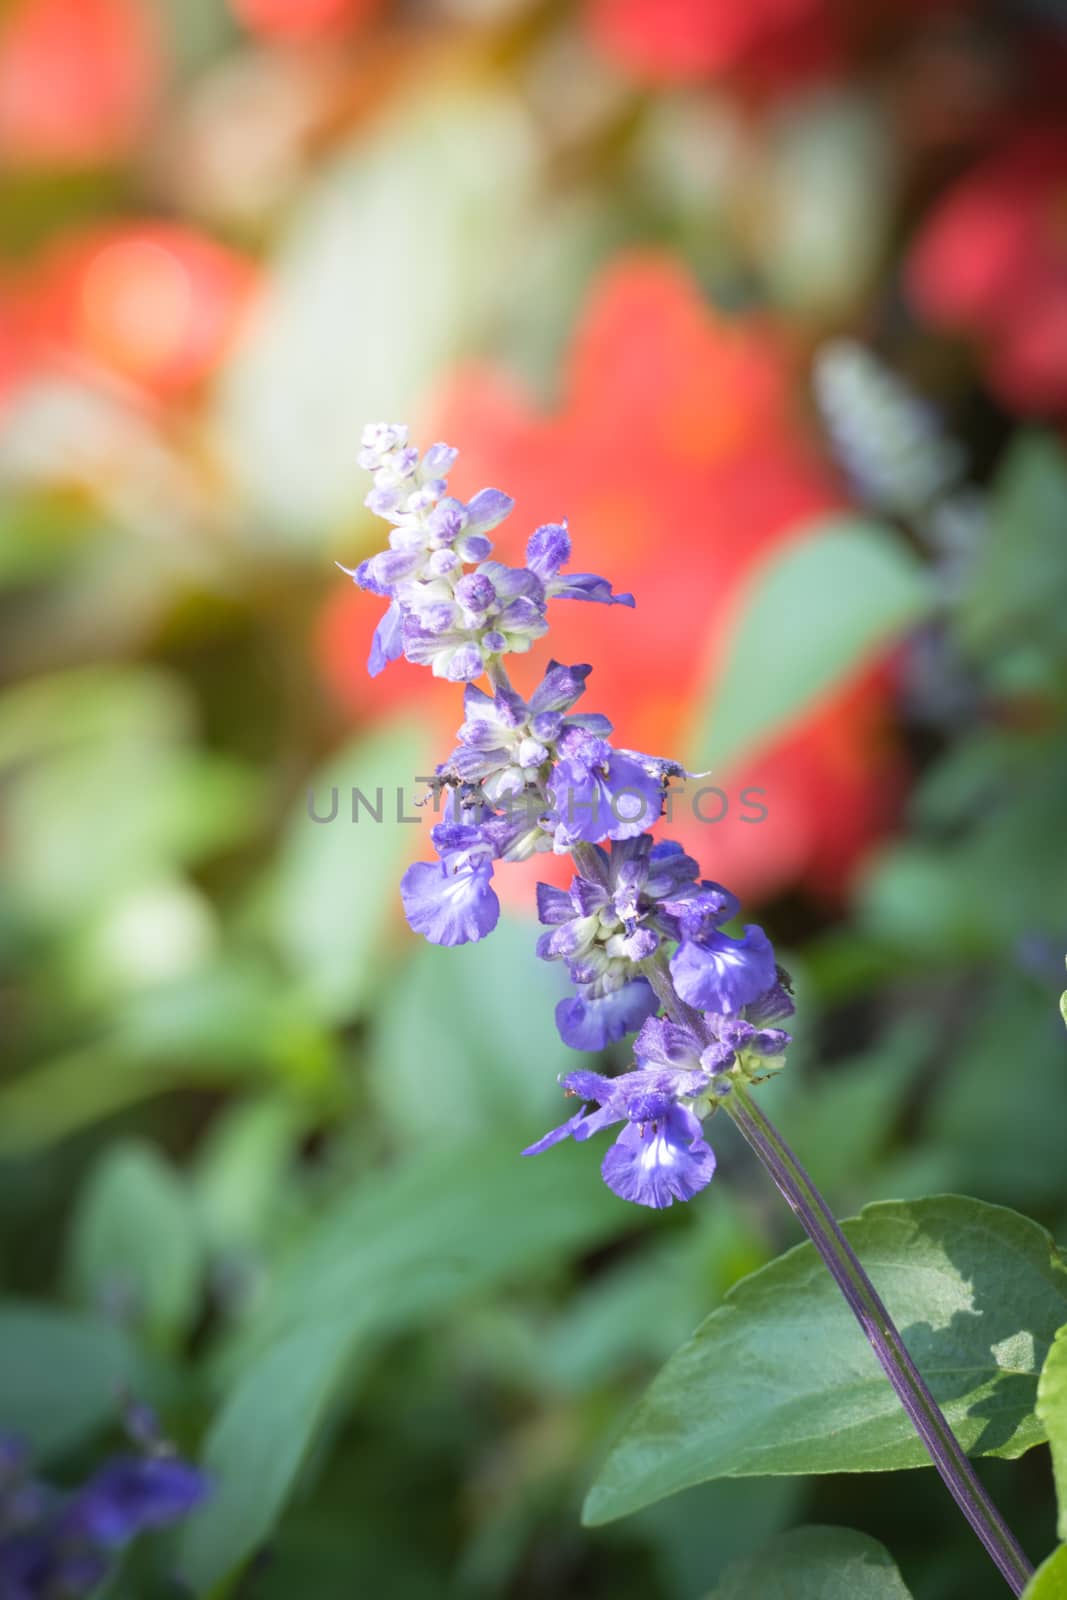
[229,0,382,40]
[317,583,430,723]
[585,0,835,86]
[908,129,1067,412]
[988,280,1067,415]
[28,224,258,399]
[0,0,160,168]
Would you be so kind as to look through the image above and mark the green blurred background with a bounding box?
[1,0,1066,1594]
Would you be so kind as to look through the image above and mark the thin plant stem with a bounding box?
[485,657,513,693]
[643,963,1033,1596]
[410,483,1028,1588]
[495,695,1028,1586]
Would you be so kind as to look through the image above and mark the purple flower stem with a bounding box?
[645,964,1033,1596]
[492,644,1027,1587]
[485,656,512,692]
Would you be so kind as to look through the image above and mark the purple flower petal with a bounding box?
[400,860,500,947]
[536,920,586,961]
[559,1068,620,1102]
[496,595,547,633]
[521,1083,623,1156]
[456,532,493,563]
[367,600,405,677]
[455,572,496,614]
[547,752,662,848]
[755,1026,791,1055]
[570,1103,626,1141]
[336,556,385,595]
[701,1040,736,1074]
[365,484,403,518]
[528,659,591,714]
[480,807,554,863]
[746,981,796,1025]
[445,644,487,682]
[554,978,658,1050]
[421,441,458,476]
[633,1015,703,1071]
[428,821,487,856]
[521,1108,588,1156]
[68,1457,208,1547]
[547,571,635,607]
[536,883,574,925]
[526,521,572,581]
[670,925,777,1014]
[466,487,514,534]
[600,1105,716,1209]
[664,884,741,940]
[418,601,461,636]
[365,547,422,588]
[565,712,613,737]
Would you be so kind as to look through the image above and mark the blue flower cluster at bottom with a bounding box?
[0,1419,207,1600]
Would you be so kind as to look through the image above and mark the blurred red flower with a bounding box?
[321,256,905,906]
[24,224,258,400]
[0,0,160,169]
[584,0,837,87]
[907,128,1067,413]
[229,0,382,40]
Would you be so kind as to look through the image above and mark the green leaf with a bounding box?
[116,961,337,1088]
[686,515,929,773]
[214,91,536,538]
[766,1019,929,1206]
[0,495,103,587]
[272,722,427,1023]
[1039,1323,1067,1541]
[957,432,1067,661]
[0,1303,139,1459]
[147,0,236,75]
[0,963,337,1156]
[66,1142,202,1348]
[0,664,188,770]
[182,1137,633,1590]
[541,1198,768,1396]
[1024,1546,1067,1600]
[633,1476,802,1600]
[368,916,584,1147]
[5,742,262,922]
[0,1045,189,1158]
[860,742,1067,960]
[0,666,256,929]
[760,92,891,312]
[584,1196,1067,1525]
[262,1134,633,1345]
[706,1526,913,1599]
[192,1097,307,1252]
[923,977,1067,1207]
[176,1319,356,1597]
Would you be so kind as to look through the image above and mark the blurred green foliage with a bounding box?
[1,1,1066,1597]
